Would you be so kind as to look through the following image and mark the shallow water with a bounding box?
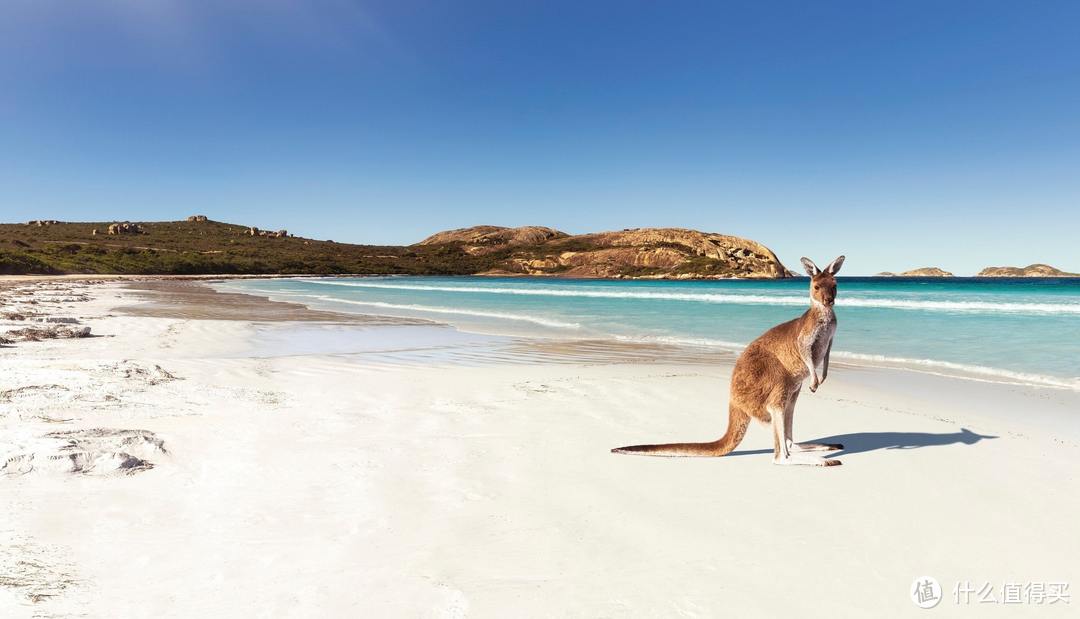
[219,276,1080,389]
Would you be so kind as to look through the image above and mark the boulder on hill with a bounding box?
[107,222,143,235]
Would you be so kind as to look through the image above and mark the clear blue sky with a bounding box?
[2,1,1078,275]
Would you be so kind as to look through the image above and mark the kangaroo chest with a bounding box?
[799,313,836,370]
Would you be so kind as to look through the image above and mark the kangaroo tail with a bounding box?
[611,404,750,457]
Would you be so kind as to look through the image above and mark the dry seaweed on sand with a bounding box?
[3,325,91,341]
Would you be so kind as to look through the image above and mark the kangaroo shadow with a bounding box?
[729,427,998,457]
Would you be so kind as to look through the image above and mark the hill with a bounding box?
[0,219,488,276]
[471,227,790,278]
[416,225,568,253]
[0,219,790,279]
[977,264,1079,277]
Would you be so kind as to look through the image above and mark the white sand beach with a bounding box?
[2,279,1078,617]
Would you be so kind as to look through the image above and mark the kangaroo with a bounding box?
[612,255,846,467]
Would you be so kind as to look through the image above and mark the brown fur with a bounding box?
[612,255,845,463]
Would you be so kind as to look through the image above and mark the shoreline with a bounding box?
[2,278,1079,616]
[0,272,398,286]
[117,279,434,324]
[215,275,1080,394]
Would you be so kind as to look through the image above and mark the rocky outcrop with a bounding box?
[878,267,954,277]
[417,225,568,255]
[248,227,288,238]
[977,264,1079,277]
[419,225,790,279]
[186,215,208,222]
[107,222,142,235]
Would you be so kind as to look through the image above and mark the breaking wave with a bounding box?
[299,280,1080,315]
[829,351,1080,390]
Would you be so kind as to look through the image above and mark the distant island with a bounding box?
[877,267,954,277]
[0,219,791,279]
[977,264,1080,277]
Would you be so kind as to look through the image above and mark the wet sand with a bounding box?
[117,279,430,324]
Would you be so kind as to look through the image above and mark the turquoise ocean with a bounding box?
[220,276,1080,390]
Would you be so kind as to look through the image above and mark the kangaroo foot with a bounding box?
[773,454,842,467]
[792,442,844,452]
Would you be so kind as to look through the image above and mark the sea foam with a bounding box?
[300,280,1080,315]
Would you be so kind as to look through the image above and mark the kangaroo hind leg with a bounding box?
[783,387,843,453]
[770,396,841,467]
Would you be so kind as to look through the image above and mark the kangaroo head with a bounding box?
[800,256,845,307]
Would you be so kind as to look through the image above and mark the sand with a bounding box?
[1,278,1078,617]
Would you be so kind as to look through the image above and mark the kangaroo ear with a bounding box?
[800,257,820,277]
[825,255,846,275]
